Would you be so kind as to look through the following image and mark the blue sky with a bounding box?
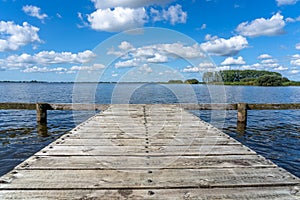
[1,0,300,82]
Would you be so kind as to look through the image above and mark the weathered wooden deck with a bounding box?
[0,104,299,199]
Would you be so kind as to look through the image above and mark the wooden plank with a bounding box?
[66,132,230,139]
[0,102,36,110]
[35,145,256,156]
[66,134,231,140]
[0,168,298,189]
[51,137,239,146]
[72,125,215,130]
[68,124,228,139]
[180,103,237,110]
[1,187,299,200]
[18,155,276,170]
[49,103,110,111]
[86,121,205,125]
[248,103,300,110]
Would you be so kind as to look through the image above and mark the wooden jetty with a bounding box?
[0,104,299,199]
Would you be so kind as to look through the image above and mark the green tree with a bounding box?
[184,79,199,84]
[255,75,285,86]
[203,70,282,83]
[168,80,183,84]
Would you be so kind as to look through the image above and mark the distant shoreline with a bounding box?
[1,81,300,86]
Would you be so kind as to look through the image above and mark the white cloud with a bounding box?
[292,54,300,59]
[115,59,139,68]
[236,13,286,37]
[246,56,287,70]
[241,63,282,70]
[291,59,300,66]
[265,63,281,68]
[254,54,289,71]
[217,66,231,71]
[88,1,186,32]
[183,66,204,73]
[276,0,299,6]
[200,24,207,30]
[162,4,187,25]
[118,41,134,51]
[285,16,300,22]
[139,64,153,74]
[87,7,147,32]
[261,59,278,64]
[183,62,215,73]
[274,66,288,71]
[0,21,41,52]
[110,41,205,61]
[253,58,281,69]
[70,64,105,71]
[258,54,272,59]
[159,43,205,58]
[147,53,168,63]
[251,63,263,68]
[1,50,96,69]
[204,34,218,41]
[289,69,300,74]
[56,13,62,19]
[296,43,300,50]
[22,63,105,74]
[133,47,156,58]
[110,41,205,68]
[200,35,248,56]
[22,5,48,21]
[77,12,89,28]
[91,0,174,9]
[150,4,187,25]
[221,56,246,65]
[22,66,67,73]
[240,65,255,70]
[150,8,161,22]
[199,62,215,68]
[260,62,280,68]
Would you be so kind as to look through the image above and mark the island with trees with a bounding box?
[202,70,300,86]
[167,70,300,86]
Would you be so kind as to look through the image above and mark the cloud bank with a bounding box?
[0,21,41,52]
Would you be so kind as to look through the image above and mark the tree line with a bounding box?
[202,70,300,86]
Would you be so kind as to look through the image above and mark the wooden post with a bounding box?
[36,103,48,136]
[237,103,247,130]
[36,103,47,124]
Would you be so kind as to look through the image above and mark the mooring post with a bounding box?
[36,103,47,125]
[237,103,248,129]
[36,103,48,136]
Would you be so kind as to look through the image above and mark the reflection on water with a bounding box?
[236,122,246,134]
[37,124,48,137]
[0,83,299,178]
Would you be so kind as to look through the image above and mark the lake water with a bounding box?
[0,83,299,177]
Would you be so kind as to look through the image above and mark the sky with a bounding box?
[1,0,300,82]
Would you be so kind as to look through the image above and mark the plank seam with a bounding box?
[1,183,299,191]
